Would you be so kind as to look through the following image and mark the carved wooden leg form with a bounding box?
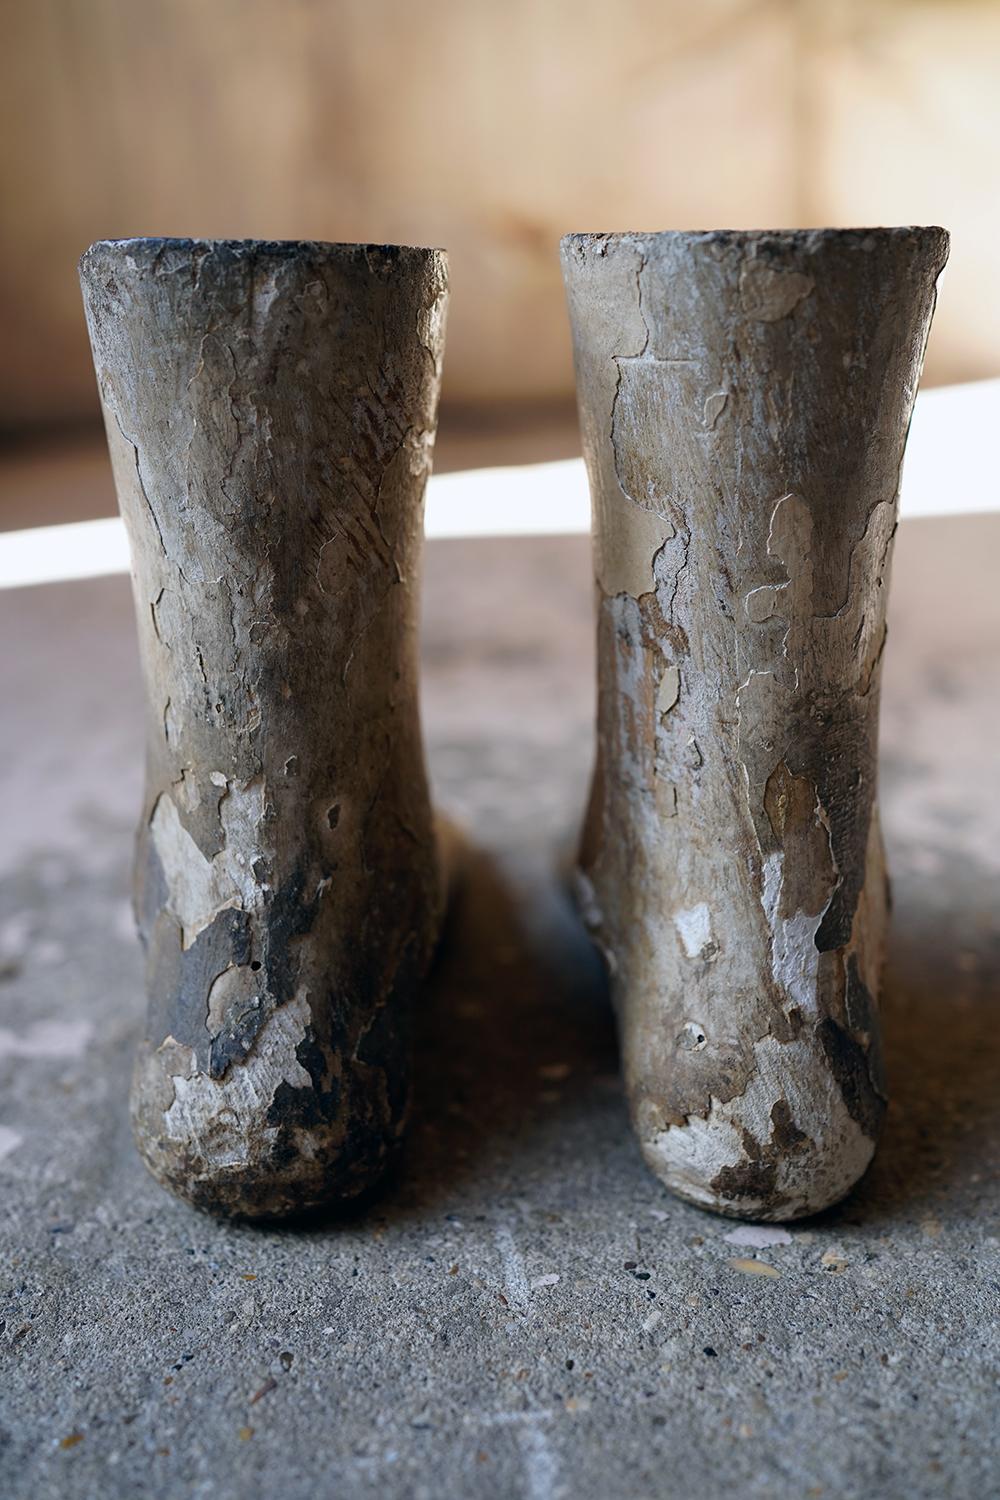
[562,227,948,1220]
[80,237,449,1218]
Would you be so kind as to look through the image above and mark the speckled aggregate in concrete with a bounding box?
[1,523,997,1500]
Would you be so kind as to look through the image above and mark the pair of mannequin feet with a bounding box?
[79,227,948,1223]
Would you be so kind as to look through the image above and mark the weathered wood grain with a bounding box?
[562,227,948,1219]
[80,237,449,1217]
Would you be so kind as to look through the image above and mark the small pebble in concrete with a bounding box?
[727,1258,781,1279]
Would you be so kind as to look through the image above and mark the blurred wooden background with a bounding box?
[2,0,999,438]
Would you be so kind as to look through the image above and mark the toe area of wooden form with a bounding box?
[631,1016,885,1222]
[128,976,416,1220]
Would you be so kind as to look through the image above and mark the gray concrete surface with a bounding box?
[1,522,998,1500]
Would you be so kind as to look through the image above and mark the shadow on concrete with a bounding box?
[272,836,1000,1239]
[390,841,618,1222]
[809,857,1000,1232]
[266,840,618,1236]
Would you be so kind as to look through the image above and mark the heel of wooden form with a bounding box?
[81,237,449,1219]
[563,227,948,1220]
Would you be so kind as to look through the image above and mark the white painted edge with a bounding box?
[0,378,996,590]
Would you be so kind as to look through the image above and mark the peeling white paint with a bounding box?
[151,794,239,947]
[172,768,202,815]
[656,665,680,716]
[760,852,822,1013]
[674,903,713,959]
[150,781,266,948]
[702,390,728,429]
[206,964,260,1034]
[163,989,313,1168]
[595,501,673,599]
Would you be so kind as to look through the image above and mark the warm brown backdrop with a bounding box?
[2,0,999,435]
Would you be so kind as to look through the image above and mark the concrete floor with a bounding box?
[0,521,998,1499]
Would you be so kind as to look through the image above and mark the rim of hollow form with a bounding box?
[79,237,447,272]
[561,226,949,254]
